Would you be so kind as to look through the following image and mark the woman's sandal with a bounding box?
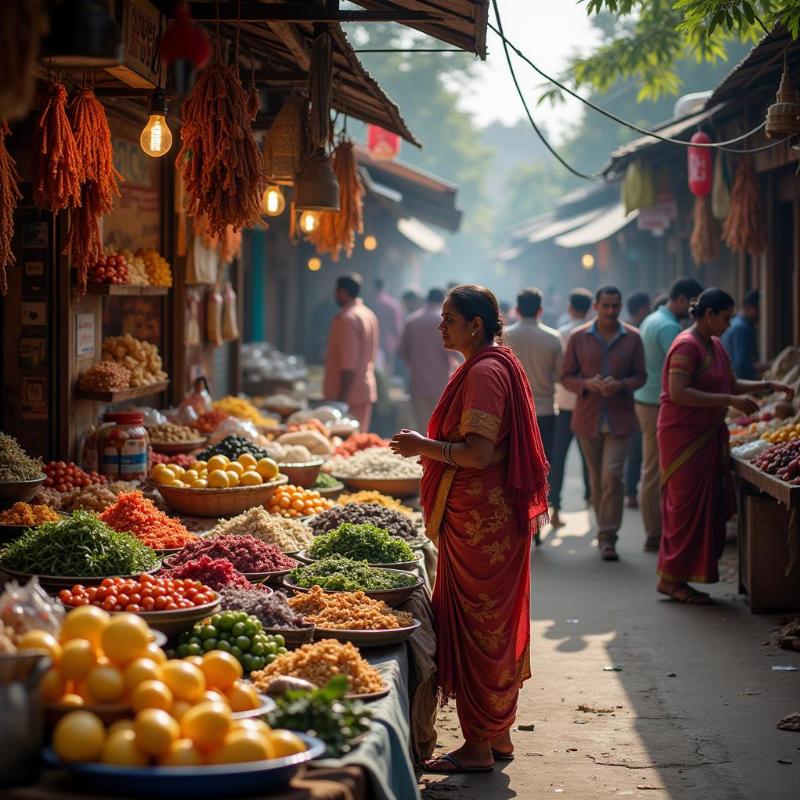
[659,585,713,605]
[490,748,515,762]
[421,754,494,774]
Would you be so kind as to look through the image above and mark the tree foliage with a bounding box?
[553,0,800,101]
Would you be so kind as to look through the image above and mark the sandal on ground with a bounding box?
[490,748,515,762]
[421,754,494,774]
[600,544,619,561]
[658,585,713,605]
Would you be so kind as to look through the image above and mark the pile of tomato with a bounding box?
[88,253,129,285]
[58,575,217,613]
[44,461,107,492]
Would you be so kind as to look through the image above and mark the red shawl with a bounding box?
[420,345,550,531]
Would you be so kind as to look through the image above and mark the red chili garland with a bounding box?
[0,119,21,295]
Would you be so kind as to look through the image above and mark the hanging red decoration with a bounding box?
[367,125,401,160]
[160,0,211,68]
[687,131,713,197]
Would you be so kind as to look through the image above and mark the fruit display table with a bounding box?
[732,457,800,613]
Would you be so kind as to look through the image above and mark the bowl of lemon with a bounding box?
[151,455,289,518]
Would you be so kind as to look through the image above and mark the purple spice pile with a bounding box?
[164,534,297,573]
[217,587,308,629]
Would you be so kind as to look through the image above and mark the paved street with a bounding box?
[420,451,799,800]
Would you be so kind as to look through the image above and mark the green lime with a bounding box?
[235,635,251,652]
[187,643,202,656]
[216,640,231,652]
[202,638,217,651]
[231,622,245,637]
[200,625,217,640]
[218,612,236,631]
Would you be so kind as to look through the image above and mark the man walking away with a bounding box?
[371,278,404,372]
[722,289,762,380]
[397,287,456,432]
[323,273,380,433]
[550,289,593,529]
[561,286,646,561]
[634,277,703,552]
[623,292,651,509]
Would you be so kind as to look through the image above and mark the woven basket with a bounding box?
[263,96,306,185]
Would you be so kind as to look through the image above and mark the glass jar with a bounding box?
[99,412,150,480]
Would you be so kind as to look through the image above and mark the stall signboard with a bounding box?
[105,0,164,89]
[76,314,96,358]
[367,125,401,160]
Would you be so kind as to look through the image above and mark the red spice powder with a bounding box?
[161,555,258,591]
[99,491,195,549]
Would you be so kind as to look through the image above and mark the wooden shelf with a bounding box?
[733,456,800,507]
[86,284,169,296]
[76,380,170,403]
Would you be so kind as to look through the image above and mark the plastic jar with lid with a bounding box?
[99,412,150,480]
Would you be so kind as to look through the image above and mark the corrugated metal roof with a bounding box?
[555,203,636,248]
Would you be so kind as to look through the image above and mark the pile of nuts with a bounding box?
[138,248,172,287]
[146,423,201,444]
[288,586,413,630]
[78,361,131,393]
[324,447,422,479]
[102,335,167,387]
[61,482,136,513]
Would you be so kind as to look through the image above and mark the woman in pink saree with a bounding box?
[657,289,793,604]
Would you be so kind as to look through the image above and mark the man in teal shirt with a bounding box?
[634,277,703,552]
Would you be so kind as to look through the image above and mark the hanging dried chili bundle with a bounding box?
[690,195,718,266]
[64,88,122,293]
[178,60,265,237]
[308,139,364,261]
[0,119,21,294]
[722,159,765,257]
[32,82,82,213]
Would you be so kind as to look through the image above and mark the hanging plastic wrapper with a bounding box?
[180,376,213,420]
[222,282,240,342]
[206,287,223,346]
[186,293,201,346]
[0,577,64,644]
[711,152,731,221]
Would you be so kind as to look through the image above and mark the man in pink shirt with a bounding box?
[371,277,404,371]
[323,273,380,432]
[397,287,457,431]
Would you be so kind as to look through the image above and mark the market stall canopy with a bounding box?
[397,216,447,253]
[603,104,725,178]
[151,1,419,145]
[356,145,463,231]
[347,1,490,58]
[527,207,604,244]
[554,202,637,248]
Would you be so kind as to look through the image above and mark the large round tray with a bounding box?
[294,550,423,572]
[262,624,316,647]
[313,618,421,648]
[278,460,324,489]
[150,438,207,455]
[330,475,421,498]
[283,571,424,607]
[121,596,221,635]
[313,480,345,499]
[158,475,288,517]
[42,733,325,797]
[0,564,161,595]
[231,692,277,720]
[242,566,296,586]
[0,475,47,507]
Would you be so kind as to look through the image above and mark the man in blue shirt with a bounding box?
[634,277,703,552]
[722,289,760,380]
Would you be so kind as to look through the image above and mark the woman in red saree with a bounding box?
[657,289,793,604]
[390,285,549,773]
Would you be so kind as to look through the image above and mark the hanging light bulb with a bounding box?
[299,210,320,235]
[261,184,286,217]
[581,253,595,270]
[363,235,378,251]
[140,90,173,157]
[307,257,322,272]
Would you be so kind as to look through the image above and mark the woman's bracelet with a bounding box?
[442,441,456,466]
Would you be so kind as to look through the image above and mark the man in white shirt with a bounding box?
[505,287,562,471]
[549,289,593,529]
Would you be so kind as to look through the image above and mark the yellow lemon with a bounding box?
[60,639,97,681]
[17,630,62,665]
[100,614,150,666]
[155,470,176,486]
[232,719,272,737]
[239,470,263,486]
[123,658,162,693]
[267,729,307,758]
[170,700,192,721]
[86,665,125,704]
[226,461,244,475]
[161,660,206,702]
[200,651,242,691]
[237,453,257,469]
[53,710,106,762]
[225,470,241,487]
[207,730,274,764]
[184,655,205,668]
[255,458,279,480]
[225,680,260,713]
[131,679,173,712]
[180,702,231,750]
[191,479,208,489]
[183,469,199,483]
[102,729,148,766]
[201,689,228,705]
[59,693,84,707]
[60,605,110,650]
[167,464,185,477]
[107,719,135,737]
[158,738,204,767]
[39,668,67,702]
[207,469,230,489]
[172,480,187,488]
[133,708,180,757]
[193,460,208,471]
[144,643,167,664]
[207,455,230,472]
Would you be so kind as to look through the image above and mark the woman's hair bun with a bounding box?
[446,285,503,343]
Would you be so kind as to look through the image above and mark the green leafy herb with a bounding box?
[0,432,43,482]
[308,523,415,563]
[313,472,340,489]
[267,675,372,757]
[0,510,159,576]
[289,554,417,591]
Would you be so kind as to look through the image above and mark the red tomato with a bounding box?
[125,604,141,613]
[59,590,71,603]
[86,587,98,600]
[141,596,156,611]
[154,596,168,611]
[102,596,117,611]
[129,592,142,604]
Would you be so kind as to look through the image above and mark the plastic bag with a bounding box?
[119,405,167,426]
[181,377,213,418]
[222,282,240,342]
[711,152,731,221]
[206,288,223,346]
[622,159,656,215]
[185,294,201,347]
[206,416,262,447]
[0,577,64,638]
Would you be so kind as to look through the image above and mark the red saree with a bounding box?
[656,330,734,584]
[420,346,549,741]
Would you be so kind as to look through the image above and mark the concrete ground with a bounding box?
[419,449,799,800]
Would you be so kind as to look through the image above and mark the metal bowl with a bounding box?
[283,570,424,607]
[312,618,421,648]
[294,549,423,572]
[278,460,324,489]
[0,564,161,595]
[0,475,47,507]
[330,475,421,498]
[262,624,316,648]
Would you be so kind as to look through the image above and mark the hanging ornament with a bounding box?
[687,131,713,197]
[160,0,211,69]
[765,60,800,140]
